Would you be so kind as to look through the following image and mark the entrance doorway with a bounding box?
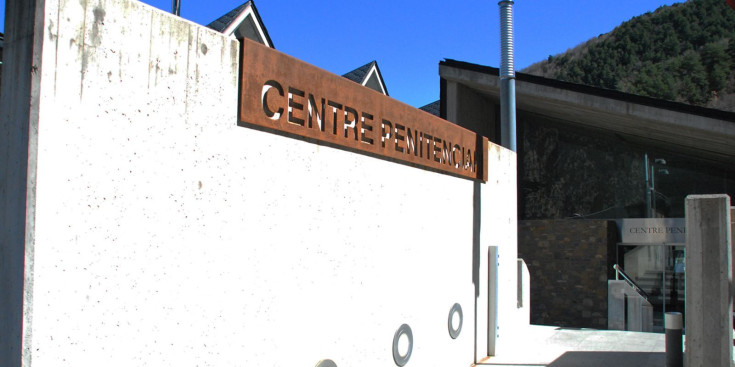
[617,243,685,331]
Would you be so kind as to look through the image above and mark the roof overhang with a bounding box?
[439,59,735,166]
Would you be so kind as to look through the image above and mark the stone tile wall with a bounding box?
[518,219,617,329]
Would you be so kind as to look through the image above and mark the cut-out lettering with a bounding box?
[424,133,433,161]
[433,136,442,163]
[394,123,405,153]
[381,119,393,149]
[288,87,305,126]
[406,128,418,156]
[261,80,284,121]
[452,144,461,169]
[327,100,343,135]
[344,106,358,141]
[240,42,486,181]
[308,94,325,131]
[361,112,374,145]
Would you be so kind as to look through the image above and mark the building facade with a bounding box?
[438,59,734,222]
[437,59,735,329]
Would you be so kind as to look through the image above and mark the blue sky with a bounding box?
[1,0,683,107]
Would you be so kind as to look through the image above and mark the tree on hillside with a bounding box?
[700,42,731,92]
[522,0,735,109]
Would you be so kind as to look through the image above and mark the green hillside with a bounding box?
[522,0,735,110]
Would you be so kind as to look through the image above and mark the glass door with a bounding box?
[664,246,685,317]
[617,244,685,331]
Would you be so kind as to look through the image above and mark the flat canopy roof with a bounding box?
[439,59,735,167]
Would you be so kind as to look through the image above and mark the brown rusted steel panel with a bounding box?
[238,39,487,182]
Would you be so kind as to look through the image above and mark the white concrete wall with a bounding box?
[444,51,523,361]
[1,0,522,366]
[482,144,523,357]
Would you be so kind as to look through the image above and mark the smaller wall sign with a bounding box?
[238,39,487,181]
[620,218,686,244]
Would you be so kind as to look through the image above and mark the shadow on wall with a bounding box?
[472,181,481,298]
[472,180,481,360]
[547,351,665,367]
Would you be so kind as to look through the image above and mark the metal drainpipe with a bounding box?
[172,0,181,16]
[499,0,516,152]
[645,153,652,217]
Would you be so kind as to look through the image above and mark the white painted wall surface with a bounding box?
[2,0,522,366]
[481,144,522,358]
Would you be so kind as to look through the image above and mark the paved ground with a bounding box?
[476,325,667,367]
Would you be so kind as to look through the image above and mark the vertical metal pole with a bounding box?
[172,0,181,16]
[651,165,656,217]
[644,154,651,218]
[662,250,666,315]
[665,312,683,367]
[498,1,516,152]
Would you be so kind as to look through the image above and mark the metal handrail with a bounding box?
[613,264,650,302]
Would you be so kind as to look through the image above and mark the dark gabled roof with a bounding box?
[419,100,440,116]
[206,1,274,48]
[343,61,375,84]
[207,2,249,33]
[440,58,735,122]
[342,60,389,96]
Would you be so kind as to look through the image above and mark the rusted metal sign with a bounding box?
[238,39,487,181]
